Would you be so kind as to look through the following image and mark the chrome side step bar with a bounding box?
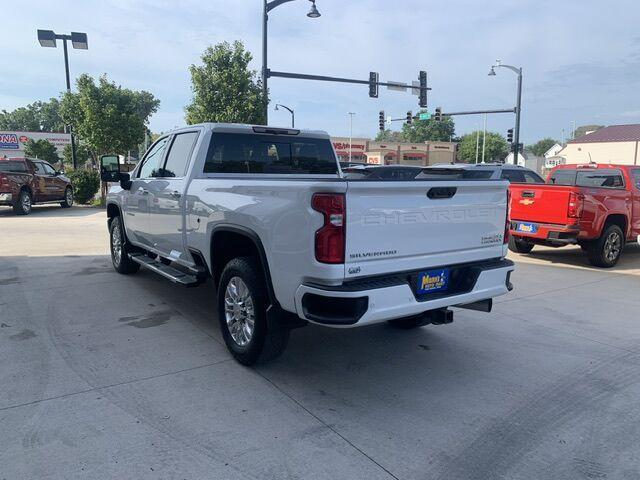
[128,253,198,286]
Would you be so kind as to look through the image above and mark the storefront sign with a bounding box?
[0,134,19,149]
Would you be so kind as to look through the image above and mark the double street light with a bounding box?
[489,59,522,159]
[37,29,88,169]
[262,0,321,123]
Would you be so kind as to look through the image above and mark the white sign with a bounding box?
[0,130,71,154]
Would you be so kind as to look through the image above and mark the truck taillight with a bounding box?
[567,192,583,219]
[312,193,345,264]
[0,174,9,189]
[504,188,511,244]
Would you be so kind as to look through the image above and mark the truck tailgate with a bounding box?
[344,180,508,279]
[509,184,577,225]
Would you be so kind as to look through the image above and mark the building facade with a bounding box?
[0,131,71,159]
[560,124,640,165]
[331,137,457,166]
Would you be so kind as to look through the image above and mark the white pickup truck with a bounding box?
[101,124,514,365]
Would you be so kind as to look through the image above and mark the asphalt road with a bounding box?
[1,205,640,480]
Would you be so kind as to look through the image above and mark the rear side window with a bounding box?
[548,169,577,185]
[576,169,624,188]
[161,131,199,177]
[631,169,640,190]
[0,161,27,173]
[32,162,47,175]
[204,133,338,175]
[501,170,526,183]
[524,171,544,183]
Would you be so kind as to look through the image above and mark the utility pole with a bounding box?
[482,114,487,163]
[348,112,355,163]
[475,127,480,164]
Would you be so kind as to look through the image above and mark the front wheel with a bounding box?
[60,187,73,208]
[508,236,535,254]
[109,216,140,274]
[217,257,289,365]
[587,225,624,268]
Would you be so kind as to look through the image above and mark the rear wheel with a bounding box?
[109,216,140,274]
[587,224,624,268]
[217,257,289,365]
[13,190,32,215]
[508,236,535,254]
[60,187,73,208]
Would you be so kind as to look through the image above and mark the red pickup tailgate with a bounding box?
[509,184,580,225]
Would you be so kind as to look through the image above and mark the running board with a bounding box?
[128,253,198,286]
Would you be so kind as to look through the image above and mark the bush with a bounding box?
[68,169,100,204]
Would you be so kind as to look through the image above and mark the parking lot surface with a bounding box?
[2,205,640,480]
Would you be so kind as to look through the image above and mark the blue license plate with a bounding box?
[517,222,538,234]
[416,269,450,294]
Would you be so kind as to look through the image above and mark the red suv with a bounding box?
[0,157,74,215]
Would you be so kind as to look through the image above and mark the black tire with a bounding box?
[217,257,289,365]
[508,236,535,254]
[13,189,32,215]
[60,187,73,208]
[388,314,431,329]
[587,224,624,268]
[109,216,140,274]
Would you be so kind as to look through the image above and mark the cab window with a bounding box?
[630,169,640,190]
[548,169,577,185]
[524,171,544,183]
[161,131,199,178]
[500,170,525,183]
[138,137,169,178]
[576,169,624,189]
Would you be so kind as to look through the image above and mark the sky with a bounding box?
[2,0,640,144]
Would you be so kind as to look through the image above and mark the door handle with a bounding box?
[169,191,181,198]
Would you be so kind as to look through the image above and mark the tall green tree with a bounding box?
[62,143,92,167]
[23,139,60,164]
[457,131,509,163]
[401,114,455,143]
[375,129,405,142]
[529,138,559,157]
[0,98,65,132]
[60,74,159,160]
[185,41,266,125]
[572,124,603,139]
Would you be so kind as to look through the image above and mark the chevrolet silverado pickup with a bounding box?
[509,163,640,267]
[101,124,514,365]
[0,157,73,214]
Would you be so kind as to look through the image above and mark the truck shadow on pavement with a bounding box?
[0,205,101,218]
[509,243,640,273]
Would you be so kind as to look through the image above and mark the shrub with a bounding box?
[68,169,100,204]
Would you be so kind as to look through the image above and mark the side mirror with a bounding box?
[56,170,64,176]
[119,172,132,190]
[100,154,121,182]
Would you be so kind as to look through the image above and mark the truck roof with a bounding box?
[553,162,635,170]
[182,123,331,140]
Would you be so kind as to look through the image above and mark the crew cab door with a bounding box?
[631,168,640,237]
[123,136,170,247]
[40,162,65,199]
[29,160,55,201]
[146,130,200,262]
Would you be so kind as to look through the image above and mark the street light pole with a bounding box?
[489,60,523,161]
[262,0,320,124]
[38,30,88,170]
[348,112,355,163]
[275,104,295,127]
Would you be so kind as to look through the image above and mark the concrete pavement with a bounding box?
[1,205,639,479]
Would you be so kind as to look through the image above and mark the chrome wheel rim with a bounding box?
[66,189,73,205]
[22,193,31,212]
[111,222,122,266]
[604,231,621,262]
[224,277,255,347]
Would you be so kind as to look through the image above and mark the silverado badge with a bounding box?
[519,199,535,206]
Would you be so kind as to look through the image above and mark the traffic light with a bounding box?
[406,111,413,125]
[379,110,385,131]
[507,128,514,143]
[369,72,379,98]
[419,71,427,108]
[433,107,442,122]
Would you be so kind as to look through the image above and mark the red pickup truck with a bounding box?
[0,157,74,215]
[509,163,640,267]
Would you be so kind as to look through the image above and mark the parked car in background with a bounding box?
[509,163,640,267]
[426,163,545,183]
[0,157,73,215]
[101,124,514,365]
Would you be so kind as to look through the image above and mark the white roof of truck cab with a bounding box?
[177,123,330,140]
